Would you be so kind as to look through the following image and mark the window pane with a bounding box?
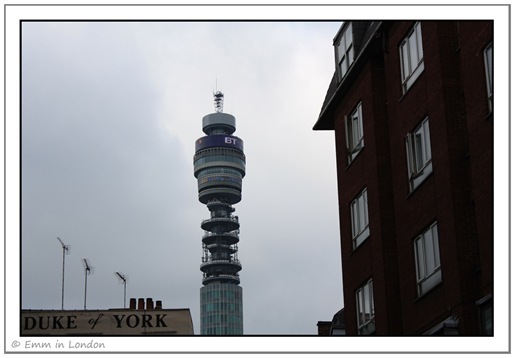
[337,38,346,62]
[409,32,419,70]
[400,42,409,80]
[415,22,423,61]
[484,44,493,111]
[424,230,436,272]
[340,59,348,77]
[432,224,440,267]
[346,116,352,149]
[423,120,432,161]
[363,283,371,318]
[358,195,366,232]
[356,289,364,325]
[485,45,493,91]
[406,135,414,176]
[369,281,374,314]
[415,237,425,279]
[351,200,358,237]
[414,132,424,171]
[352,114,359,146]
[345,26,353,50]
[363,190,369,226]
[348,44,354,64]
[348,104,363,156]
[357,105,363,143]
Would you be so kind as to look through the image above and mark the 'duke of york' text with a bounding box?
[23,314,168,330]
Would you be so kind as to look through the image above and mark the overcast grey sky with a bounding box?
[21,20,343,335]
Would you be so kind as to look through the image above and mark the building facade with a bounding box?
[21,298,194,335]
[194,92,245,335]
[314,21,493,335]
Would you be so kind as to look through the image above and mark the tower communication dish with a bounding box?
[82,259,93,309]
[56,237,70,310]
[115,272,127,309]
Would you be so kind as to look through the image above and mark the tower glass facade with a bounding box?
[194,92,245,335]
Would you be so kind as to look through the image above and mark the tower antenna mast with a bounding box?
[82,259,93,309]
[213,91,224,113]
[115,272,127,309]
[57,237,70,310]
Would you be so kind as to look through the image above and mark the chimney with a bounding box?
[129,298,136,310]
[155,300,162,309]
[138,298,145,310]
[146,298,154,310]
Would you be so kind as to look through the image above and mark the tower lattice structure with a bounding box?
[193,91,245,335]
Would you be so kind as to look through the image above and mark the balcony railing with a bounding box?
[202,274,240,285]
[201,216,239,226]
[200,259,242,270]
[202,230,239,240]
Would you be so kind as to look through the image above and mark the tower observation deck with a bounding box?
[194,91,245,335]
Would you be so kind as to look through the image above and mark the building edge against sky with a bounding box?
[194,92,246,335]
[314,21,493,336]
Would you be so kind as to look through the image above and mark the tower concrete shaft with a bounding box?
[193,92,245,335]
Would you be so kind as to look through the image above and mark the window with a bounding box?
[356,279,375,335]
[346,102,364,162]
[414,222,441,296]
[477,295,493,335]
[406,118,432,191]
[350,188,369,249]
[484,43,493,112]
[400,22,424,92]
[336,24,354,80]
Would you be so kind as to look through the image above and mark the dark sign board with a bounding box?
[195,135,244,152]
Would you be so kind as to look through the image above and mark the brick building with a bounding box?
[314,21,493,335]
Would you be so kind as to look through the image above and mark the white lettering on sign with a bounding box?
[225,137,237,145]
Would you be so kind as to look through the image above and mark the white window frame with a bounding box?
[406,118,432,191]
[345,102,364,162]
[336,24,354,80]
[400,22,424,93]
[356,279,375,335]
[350,188,369,249]
[484,43,493,112]
[414,222,442,296]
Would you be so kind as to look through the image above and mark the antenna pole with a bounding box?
[84,265,88,309]
[62,248,65,309]
[116,272,127,308]
[83,259,91,310]
[57,237,70,310]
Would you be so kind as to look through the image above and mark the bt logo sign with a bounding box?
[225,137,238,145]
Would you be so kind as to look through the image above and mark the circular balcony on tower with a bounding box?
[200,259,242,274]
[202,113,236,135]
[202,273,240,285]
[202,231,239,246]
[205,243,237,253]
[198,188,241,205]
[206,199,235,212]
[201,216,240,232]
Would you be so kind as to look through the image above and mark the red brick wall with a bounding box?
[329,21,492,335]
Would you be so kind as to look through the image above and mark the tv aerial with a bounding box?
[82,259,94,309]
[115,272,128,309]
[56,237,70,310]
